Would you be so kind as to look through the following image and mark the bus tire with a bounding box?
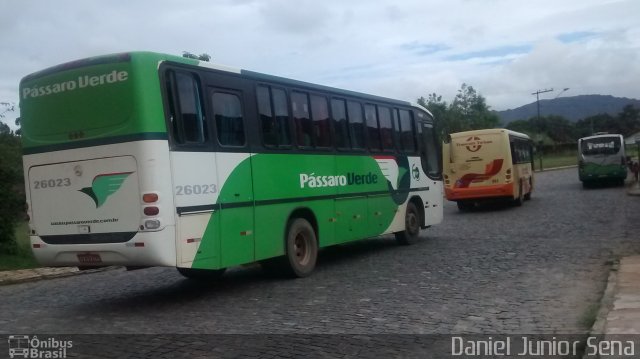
[513,181,524,206]
[395,201,421,245]
[177,267,225,281]
[283,218,318,278]
[524,179,532,200]
[456,201,472,211]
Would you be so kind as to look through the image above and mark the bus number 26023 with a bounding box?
[175,184,217,195]
[33,178,71,189]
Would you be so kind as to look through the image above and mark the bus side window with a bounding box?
[392,109,401,150]
[310,94,331,148]
[511,140,531,164]
[272,88,292,146]
[166,70,207,145]
[257,86,291,147]
[418,121,441,178]
[331,99,350,149]
[365,104,381,151]
[347,101,365,149]
[212,92,245,147]
[398,109,416,152]
[257,85,277,146]
[378,105,394,150]
[291,92,313,147]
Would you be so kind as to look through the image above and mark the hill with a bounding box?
[496,95,640,124]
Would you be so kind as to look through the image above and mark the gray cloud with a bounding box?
[1,0,639,129]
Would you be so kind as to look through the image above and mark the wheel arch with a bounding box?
[408,195,426,228]
[286,207,319,241]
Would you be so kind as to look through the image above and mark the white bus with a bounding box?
[20,51,443,279]
[443,129,534,210]
[578,133,627,187]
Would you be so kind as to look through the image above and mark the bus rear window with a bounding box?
[581,137,621,155]
[20,62,134,140]
[451,133,504,163]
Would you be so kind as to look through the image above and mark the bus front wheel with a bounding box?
[284,218,318,278]
[395,201,421,245]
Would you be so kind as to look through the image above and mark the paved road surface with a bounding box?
[1,168,639,357]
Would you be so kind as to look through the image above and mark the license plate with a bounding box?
[77,253,102,264]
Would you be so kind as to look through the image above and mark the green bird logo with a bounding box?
[412,164,420,180]
[79,172,133,208]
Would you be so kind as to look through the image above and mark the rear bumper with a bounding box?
[30,226,177,267]
[579,170,627,181]
[445,183,515,201]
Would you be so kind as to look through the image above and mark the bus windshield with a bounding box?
[581,137,621,156]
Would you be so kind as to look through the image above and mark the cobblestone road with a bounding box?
[1,168,639,357]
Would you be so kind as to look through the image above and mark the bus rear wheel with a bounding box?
[284,218,318,278]
[524,179,532,200]
[395,201,421,245]
[513,181,524,206]
[456,201,473,211]
[177,267,225,281]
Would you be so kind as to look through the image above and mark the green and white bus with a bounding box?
[20,51,443,278]
[578,133,627,187]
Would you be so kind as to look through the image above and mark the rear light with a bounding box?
[142,193,161,229]
[143,193,158,203]
[144,220,161,229]
[144,206,159,216]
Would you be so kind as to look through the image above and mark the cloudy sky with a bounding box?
[1,0,639,127]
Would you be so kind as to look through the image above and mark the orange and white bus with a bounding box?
[442,129,534,210]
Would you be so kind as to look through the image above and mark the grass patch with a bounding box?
[536,153,577,170]
[0,222,39,271]
[579,302,600,329]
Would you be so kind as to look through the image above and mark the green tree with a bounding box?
[418,83,500,141]
[505,119,535,135]
[616,104,640,136]
[0,131,24,253]
[450,83,499,130]
[182,52,212,62]
[418,93,449,141]
[0,102,15,119]
[575,114,614,138]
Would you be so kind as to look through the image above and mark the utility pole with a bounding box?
[531,89,553,170]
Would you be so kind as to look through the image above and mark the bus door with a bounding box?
[165,69,221,268]
[166,69,254,269]
[416,118,444,226]
[209,86,255,268]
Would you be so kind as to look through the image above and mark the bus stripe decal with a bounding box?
[22,132,169,155]
[176,187,430,215]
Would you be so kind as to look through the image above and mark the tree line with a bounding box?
[419,84,640,148]
[0,120,24,253]
[506,105,640,146]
